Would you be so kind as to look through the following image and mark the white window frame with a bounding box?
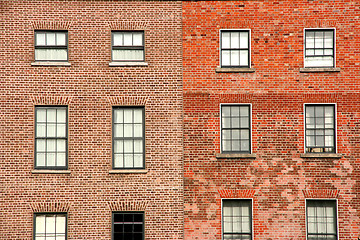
[305,199,339,240]
[303,103,337,154]
[219,29,251,68]
[221,198,254,240]
[303,28,336,68]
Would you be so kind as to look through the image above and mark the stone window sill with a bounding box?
[216,153,256,159]
[109,169,148,174]
[31,62,71,67]
[109,62,148,67]
[32,170,71,174]
[215,67,256,73]
[300,67,341,73]
[300,153,343,158]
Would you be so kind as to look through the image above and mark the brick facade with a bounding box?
[183,1,360,239]
[0,0,183,239]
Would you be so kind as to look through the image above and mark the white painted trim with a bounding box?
[303,103,337,154]
[303,28,336,68]
[221,198,254,240]
[220,103,253,154]
[305,198,338,240]
[219,29,252,68]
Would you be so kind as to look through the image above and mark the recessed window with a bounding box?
[35,106,67,169]
[304,29,335,68]
[112,31,145,62]
[113,212,144,240]
[305,104,335,153]
[113,107,145,169]
[221,105,251,153]
[35,31,68,61]
[306,200,337,240]
[220,30,250,68]
[222,200,252,240]
[34,213,67,240]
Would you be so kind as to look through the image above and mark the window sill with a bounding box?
[31,62,71,67]
[215,67,255,73]
[300,67,341,73]
[32,170,71,174]
[109,62,148,67]
[109,169,148,174]
[216,153,256,159]
[300,153,343,158]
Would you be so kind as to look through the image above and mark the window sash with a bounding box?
[35,31,68,61]
[111,31,145,62]
[220,30,250,68]
[112,212,144,240]
[304,29,334,68]
[34,213,67,240]
[222,200,252,239]
[35,107,68,169]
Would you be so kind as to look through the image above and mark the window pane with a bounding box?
[36,33,46,45]
[46,215,56,233]
[133,32,143,46]
[124,124,133,137]
[36,215,46,234]
[57,124,66,137]
[230,32,240,48]
[124,154,133,167]
[133,109,143,123]
[47,124,56,137]
[231,117,239,128]
[56,33,66,46]
[57,139,66,152]
[36,109,47,122]
[222,106,231,117]
[114,140,124,154]
[46,139,56,152]
[134,124,142,137]
[123,32,132,45]
[113,32,123,46]
[240,106,249,116]
[133,154,143,168]
[124,140,133,153]
[124,109,133,123]
[57,153,66,166]
[222,140,231,151]
[240,50,248,66]
[134,140,143,153]
[315,31,324,48]
[114,109,123,123]
[231,51,240,66]
[232,141,240,151]
[47,109,57,122]
[47,153,56,166]
[36,153,46,166]
[114,124,123,138]
[57,109,66,123]
[222,51,230,66]
[306,49,315,56]
[114,154,124,168]
[240,31,248,48]
[47,33,56,45]
[324,32,333,48]
[231,106,240,116]
[240,117,249,128]
[222,32,230,48]
[56,215,66,233]
[36,139,46,152]
[35,49,67,61]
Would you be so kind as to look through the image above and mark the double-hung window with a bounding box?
[221,105,251,153]
[35,106,68,169]
[304,29,335,68]
[220,30,250,68]
[306,200,337,240]
[35,31,68,61]
[113,107,145,169]
[305,104,335,153]
[34,213,67,240]
[112,212,144,240]
[222,200,252,240]
[112,31,145,62]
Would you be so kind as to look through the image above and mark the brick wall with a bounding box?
[0,1,183,239]
[183,1,360,239]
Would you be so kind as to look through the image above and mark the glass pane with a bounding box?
[133,32,143,46]
[35,49,67,61]
[308,222,316,233]
[316,136,325,146]
[56,153,66,166]
[113,50,144,61]
[324,106,334,117]
[231,106,240,116]
[240,106,249,116]
[222,106,231,117]
[233,205,241,216]
[316,118,324,128]
[223,202,232,215]
[242,205,250,216]
[124,140,133,153]
[123,32,132,45]
[47,33,56,45]
[240,50,248,66]
[222,130,231,140]
[114,154,124,168]
[326,206,334,217]
[46,215,56,233]
[222,118,231,128]
[56,215,66,233]
[240,117,249,128]
[36,139,46,152]
[56,139,66,152]
[231,51,240,66]
[36,33,46,45]
[306,106,315,117]
[124,124,133,137]
[324,32,333,48]
[233,220,241,232]
[57,124,66,137]
[222,140,231,151]
[325,136,333,146]
[222,51,230,66]
[222,32,230,48]
[240,31,248,48]
[36,109,47,122]
[114,109,123,123]
[306,49,315,56]
[223,218,232,232]
[47,153,56,166]
[124,154,133,167]
[230,32,240,48]
[134,124,143,137]
[114,124,123,138]
[57,109,66,123]
[47,124,56,137]
[306,117,315,128]
[56,33,66,46]
[133,109,143,123]
[241,130,249,140]
[315,32,324,48]
[241,140,250,152]
[242,220,250,232]
[134,140,143,153]
[114,140,123,154]
[232,141,240,151]
[232,130,240,139]
[134,154,143,167]
[124,109,133,123]
[47,109,57,122]
[307,206,315,216]
[36,153,46,166]
[324,49,333,55]
[36,215,46,233]
[113,32,123,46]
[231,117,239,128]
[315,49,323,55]
[46,139,56,152]
[307,136,315,146]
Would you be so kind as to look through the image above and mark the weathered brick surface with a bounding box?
[0,1,183,239]
[183,1,360,239]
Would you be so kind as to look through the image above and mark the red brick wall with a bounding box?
[0,1,183,239]
[183,1,360,239]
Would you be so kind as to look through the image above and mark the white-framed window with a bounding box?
[304,29,335,68]
[34,213,67,240]
[222,199,252,240]
[221,104,251,154]
[35,31,68,61]
[304,104,336,153]
[306,200,338,240]
[111,31,145,62]
[220,30,250,68]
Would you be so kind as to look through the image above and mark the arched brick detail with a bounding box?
[304,19,337,28]
[219,94,253,104]
[218,189,256,199]
[302,189,339,199]
[30,202,71,212]
[219,19,251,29]
[108,201,148,212]
[107,96,148,106]
[302,93,339,103]
[31,96,73,105]
[31,21,73,30]
[108,21,148,30]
